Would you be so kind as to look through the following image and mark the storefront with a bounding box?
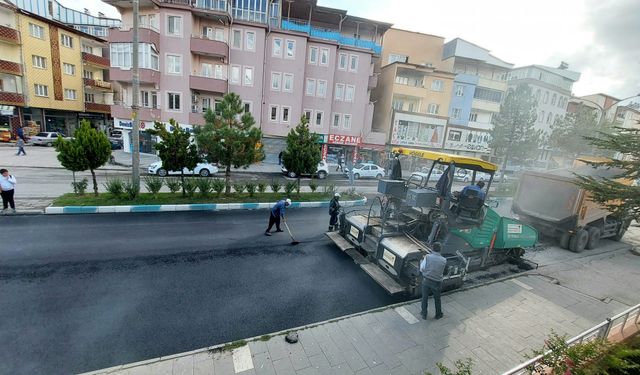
[114,118,193,155]
[443,125,491,157]
[44,109,78,135]
[320,134,361,166]
[390,112,447,150]
[79,112,110,133]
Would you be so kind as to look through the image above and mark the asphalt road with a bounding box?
[0,208,406,375]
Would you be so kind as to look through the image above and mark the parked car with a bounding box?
[281,160,329,179]
[344,163,385,179]
[109,139,123,150]
[30,132,69,146]
[148,161,219,177]
[411,168,445,182]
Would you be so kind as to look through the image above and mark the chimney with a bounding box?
[558,61,569,70]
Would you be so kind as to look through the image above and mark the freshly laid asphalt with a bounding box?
[0,208,406,375]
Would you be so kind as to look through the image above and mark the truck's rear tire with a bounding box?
[559,232,571,249]
[586,227,601,250]
[569,229,588,253]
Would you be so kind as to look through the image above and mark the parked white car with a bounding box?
[148,161,219,177]
[30,132,69,146]
[411,168,445,182]
[281,160,329,179]
[345,163,385,179]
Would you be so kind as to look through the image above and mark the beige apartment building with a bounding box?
[371,28,455,152]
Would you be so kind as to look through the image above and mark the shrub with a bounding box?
[104,177,124,198]
[143,176,163,196]
[181,178,198,197]
[257,181,267,194]
[212,178,226,196]
[71,178,88,195]
[195,178,213,197]
[123,179,140,199]
[245,182,257,197]
[323,183,336,196]
[308,179,318,193]
[284,181,296,196]
[233,182,245,194]
[166,178,181,194]
[345,187,357,197]
[270,179,281,194]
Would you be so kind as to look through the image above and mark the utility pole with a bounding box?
[131,0,140,189]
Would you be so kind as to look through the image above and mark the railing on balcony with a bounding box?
[0,91,25,106]
[195,0,227,12]
[0,25,20,44]
[0,59,22,76]
[85,102,111,113]
[280,19,382,54]
[82,52,110,68]
[83,78,112,90]
[158,0,192,5]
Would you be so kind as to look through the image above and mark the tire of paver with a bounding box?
[585,227,601,250]
[569,228,589,253]
[559,232,571,249]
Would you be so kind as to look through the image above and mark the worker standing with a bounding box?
[328,192,341,231]
[265,198,291,236]
[419,242,446,320]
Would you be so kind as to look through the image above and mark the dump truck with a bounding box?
[512,164,632,253]
[327,147,538,297]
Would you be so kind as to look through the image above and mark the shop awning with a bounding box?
[359,143,386,151]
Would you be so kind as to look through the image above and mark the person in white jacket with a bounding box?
[0,168,17,213]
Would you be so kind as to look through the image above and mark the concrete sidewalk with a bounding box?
[83,231,640,375]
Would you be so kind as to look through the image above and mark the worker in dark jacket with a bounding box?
[328,192,341,231]
[390,153,402,180]
[420,242,446,320]
[265,198,291,236]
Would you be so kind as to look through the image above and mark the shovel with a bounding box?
[283,220,300,246]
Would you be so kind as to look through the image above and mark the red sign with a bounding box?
[321,144,328,161]
[352,147,359,164]
[328,134,361,145]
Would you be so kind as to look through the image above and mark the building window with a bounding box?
[392,98,403,110]
[455,85,464,96]
[202,98,212,112]
[306,78,316,96]
[64,89,76,100]
[338,53,348,70]
[535,89,541,100]
[230,65,241,84]
[285,39,295,59]
[343,114,352,129]
[448,130,462,141]
[543,91,549,104]
[320,48,329,66]
[315,111,323,126]
[539,111,545,123]
[214,64,224,79]
[473,87,503,103]
[110,43,158,70]
[271,72,281,91]
[202,26,214,39]
[85,93,95,102]
[272,38,282,57]
[167,54,182,74]
[283,73,293,92]
[167,15,182,36]
[281,106,291,123]
[349,55,358,72]
[231,29,242,49]
[308,46,318,65]
[61,34,73,48]
[151,91,158,108]
[303,109,312,121]
[317,80,327,98]
[546,112,552,124]
[32,55,46,69]
[345,85,355,102]
[83,70,93,79]
[141,91,150,107]
[201,63,213,77]
[82,44,93,54]
[551,93,557,106]
[332,113,341,128]
[214,28,224,41]
[167,92,181,110]
[387,54,407,64]
[431,79,443,91]
[243,101,252,114]
[451,108,461,119]
[469,112,478,122]
[243,66,254,86]
[558,96,565,109]
[63,63,75,75]
[269,105,279,122]
[245,31,256,51]
[34,84,48,97]
[427,103,439,115]
[29,23,44,39]
[335,83,345,101]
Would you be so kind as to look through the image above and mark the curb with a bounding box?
[45,197,367,215]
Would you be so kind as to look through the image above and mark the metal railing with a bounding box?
[280,19,382,54]
[502,303,640,375]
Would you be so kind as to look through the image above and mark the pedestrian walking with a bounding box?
[278,151,283,165]
[336,153,344,172]
[328,192,341,231]
[16,125,25,141]
[420,242,446,320]
[265,198,291,236]
[0,168,16,214]
[15,138,26,156]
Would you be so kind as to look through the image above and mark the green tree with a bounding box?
[194,93,264,194]
[54,120,111,196]
[574,126,640,222]
[550,103,612,159]
[282,116,321,190]
[148,118,199,196]
[491,84,543,171]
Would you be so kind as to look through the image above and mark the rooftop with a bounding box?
[513,64,581,82]
[443,38,513,69]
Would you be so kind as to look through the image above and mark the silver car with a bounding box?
[30,132,68,147]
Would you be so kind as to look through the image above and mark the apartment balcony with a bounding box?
[193,0,230,19]
[280,19,382,54]
[189,75,227,94]
[0,91,25,106]
[109,27,160,48]
[111,103,161,121]
[110,68,161,85]
[103,0,190,9]
[83,78,112,90]
[189,111,206,126]
[190,36,228,59]
[0,59,22,76]
[393,83,425,98]
[368,74,378,89]
[0,25,20,45]
[471,99,500,113]
[82,53,110,69]
[85,102,111,113]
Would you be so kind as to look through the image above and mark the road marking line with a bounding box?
[394,306,420,324]
[232,345,254,373]
[512,279,533,290]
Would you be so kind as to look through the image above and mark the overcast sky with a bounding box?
[74,0,639,100]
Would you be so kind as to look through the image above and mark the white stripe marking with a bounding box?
[394,306,420,324]
[512,279,533,290]
[232,345,254,373]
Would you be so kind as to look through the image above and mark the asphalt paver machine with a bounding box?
[327,147,538,297]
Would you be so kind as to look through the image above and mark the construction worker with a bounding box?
[265,198,291,236]
[420,242,446,320]
[328,192,341,231]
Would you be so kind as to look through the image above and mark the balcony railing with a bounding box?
[83,78,112,90]
[189,75,227,93]
[190,36,228,59]
[0,25,20,45]
[85,102,111,113]
[0,59,22,76]
[82,53,110,69]
[111,103,162,122]
[281,19,382,54]
[195,0,227,13]
[0,91,25,106]
[109,26,160,47]
[158,0,192,5]
[110,68,161,85]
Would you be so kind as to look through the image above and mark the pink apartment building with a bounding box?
[105,0,390,162]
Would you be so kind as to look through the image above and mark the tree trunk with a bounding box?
[181,172,185,197]
[91,168,98,197]
[500,148,510,184]
[297,176,301,195]
[225,164,231,195]
[72,171,76,185]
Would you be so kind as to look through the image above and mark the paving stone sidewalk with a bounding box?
[83,243,640,375]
